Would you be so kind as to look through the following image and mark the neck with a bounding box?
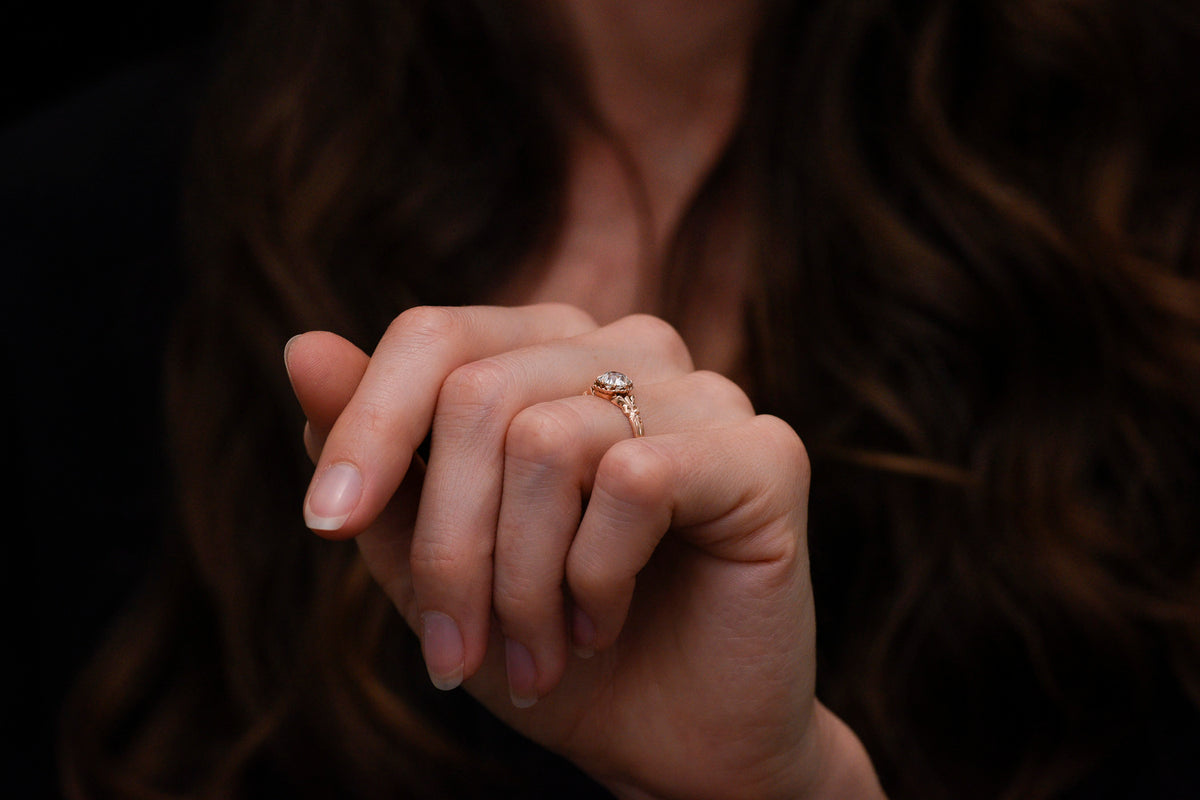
[560,1,762,103]
[557,0,762,244]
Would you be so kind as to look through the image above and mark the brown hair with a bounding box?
[62,1,1200,798]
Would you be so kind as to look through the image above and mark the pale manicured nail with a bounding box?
[303,462,362,531]
[283,334,299,366]
[572,606,596,659]
[283,336,300,387]
[505,638,539,708]
[421,611,464,691]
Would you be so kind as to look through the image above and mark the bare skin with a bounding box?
[284,3,888,798]
[495,0,756,371]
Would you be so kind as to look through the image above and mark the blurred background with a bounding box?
[4,1,216,125]
[4,3,217,797]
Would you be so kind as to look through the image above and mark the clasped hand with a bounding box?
[285,304,839,800]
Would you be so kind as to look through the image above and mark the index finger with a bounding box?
[301,303,596,537]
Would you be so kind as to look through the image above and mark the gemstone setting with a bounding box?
[594,371,633,395]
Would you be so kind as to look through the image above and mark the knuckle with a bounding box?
[565,547,636,633]
[343,398,389,438]
[438,358,512,419]
[539,301,598,333]
[505,405,582,472]
[620,314,693,370]
[409,533,494,606]
[688,370,755,418]
[565,546,612,600]
[753,415,811,485]
[386,305,462,349]
[595,440,672,509]
[408,537,461,587]
[491,578,542,626]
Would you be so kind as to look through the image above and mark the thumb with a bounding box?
[284,331,371,459]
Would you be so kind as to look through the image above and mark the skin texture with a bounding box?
[285,305,885,799]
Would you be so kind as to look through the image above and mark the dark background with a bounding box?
[4,3,218,797]
[5,6,1200,800]
[3,1,217,125]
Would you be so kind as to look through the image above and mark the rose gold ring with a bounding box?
[585,371,644,438]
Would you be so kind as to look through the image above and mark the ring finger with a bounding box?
[492,370,755,707]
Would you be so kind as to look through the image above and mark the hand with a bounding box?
[285,305,884,800]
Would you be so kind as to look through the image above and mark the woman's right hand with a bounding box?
[284,304,884,800]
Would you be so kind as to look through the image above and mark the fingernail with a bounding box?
[283,335,299,367]
[283,335,300,387]
[421,612,464,691]
[572,606,596,659]
[505,638,539,708]
[304,462,362,531]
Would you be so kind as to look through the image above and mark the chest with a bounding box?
[495,139,750,378]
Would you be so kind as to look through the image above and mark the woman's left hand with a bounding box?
[285,306,882,800]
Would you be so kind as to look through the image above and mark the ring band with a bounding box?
[585,371,644,438]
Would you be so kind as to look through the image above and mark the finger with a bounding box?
[300,303,595,537]
[285,332,371,462]
[411,314,694,690]
[346,458,469,692]
[492,371,754,705]
[284,331,457,689]
[284,331,426,632]
[354,457,426,625]
[565,415,811,656]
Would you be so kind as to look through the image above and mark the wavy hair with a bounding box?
[62,1,1200,798]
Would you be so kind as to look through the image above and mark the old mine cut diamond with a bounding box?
[596,371,633,394]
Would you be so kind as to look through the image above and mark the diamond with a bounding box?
[595,371,633,393]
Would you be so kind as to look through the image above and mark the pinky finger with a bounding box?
[564,417,810,655]
[565,441,674,655]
